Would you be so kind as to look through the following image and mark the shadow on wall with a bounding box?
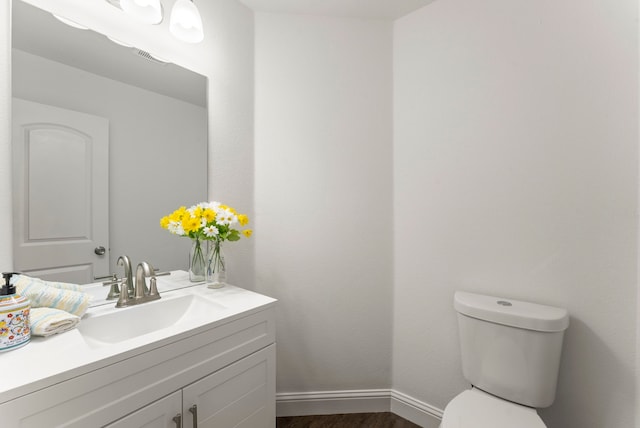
[538,317,634,428]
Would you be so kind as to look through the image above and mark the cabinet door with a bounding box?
[183,344,276,428]
[105,391,182,428]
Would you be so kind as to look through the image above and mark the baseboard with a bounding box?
[390,390,443,428]
[276,389,391,417]
[276,389,443,427]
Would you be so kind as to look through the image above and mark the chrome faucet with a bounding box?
[117,255,134,297]
[116,261,162,307]
[134,262,153,298]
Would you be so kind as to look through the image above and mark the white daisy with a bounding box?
[206,201,221,211]
[218,208,238,226]
[204,225,219,238]
[168,221,185,236]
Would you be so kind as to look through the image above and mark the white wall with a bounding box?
[0,2,11,269]
[1,0,255,288]
[393,1,638,428]
[254,13,394,393]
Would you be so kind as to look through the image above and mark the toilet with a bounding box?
[440,291,569,428]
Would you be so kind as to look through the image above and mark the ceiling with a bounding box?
[237,0,436,20]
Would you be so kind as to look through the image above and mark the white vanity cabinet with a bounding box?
[106,391,183,428]
[107,345,275,428]
[0,297,276,428]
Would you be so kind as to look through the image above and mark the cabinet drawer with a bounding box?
[0,308,275,428]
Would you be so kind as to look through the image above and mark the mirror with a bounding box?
[12,0,208,283]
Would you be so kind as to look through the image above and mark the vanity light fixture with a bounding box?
[132,48,170,65]
[104,0,204,43]
[52,14,89,30]
[107,36,133,48]
[169,0,204,44]
[120,0,163,25]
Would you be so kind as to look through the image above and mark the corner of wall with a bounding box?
[0,0,13,270]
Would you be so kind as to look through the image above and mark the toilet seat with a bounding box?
[440,388,546,428]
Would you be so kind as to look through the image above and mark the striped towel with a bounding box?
[13,275,91,317]
[30,307,80,337]
[12,275,84,292]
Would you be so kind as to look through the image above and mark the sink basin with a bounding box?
[78,292,226,345]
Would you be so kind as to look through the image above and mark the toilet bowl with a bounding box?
[440,291,569,428]
[440,388,545,428]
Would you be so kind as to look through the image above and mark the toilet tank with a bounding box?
[454,291,569,408]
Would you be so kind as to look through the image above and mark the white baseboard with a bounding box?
[276,389,443,427]
[391,390,443,428]
[276,389,391,417]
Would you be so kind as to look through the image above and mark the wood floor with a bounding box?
[276,412,422,428]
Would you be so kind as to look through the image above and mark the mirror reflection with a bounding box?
[12,0,208,284]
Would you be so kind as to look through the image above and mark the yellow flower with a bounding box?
[160,216,170,229]
[169,206,187,222]
[182,216,200,234]
[242,229,253,238]
[237,214,249,226]
[202,208,216,223]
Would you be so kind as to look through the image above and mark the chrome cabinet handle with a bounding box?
[189,405,198,428]
[172,413,182,428]
[94,246,106,255]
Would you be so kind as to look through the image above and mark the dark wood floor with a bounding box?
[276,412,422,428]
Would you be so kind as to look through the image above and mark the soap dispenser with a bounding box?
[0,272,30,352]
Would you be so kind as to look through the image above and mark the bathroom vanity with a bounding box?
[0,272,276,427]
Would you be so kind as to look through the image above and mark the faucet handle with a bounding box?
[153,271,171,278]
[115,281,131,307]
[95,273,118,283]
[105,282,121,300]
[96,274,122,300]
[148,277,160,299]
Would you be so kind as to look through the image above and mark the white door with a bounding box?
[12,98,109,283]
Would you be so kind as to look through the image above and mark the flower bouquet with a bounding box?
[160,201,252,287]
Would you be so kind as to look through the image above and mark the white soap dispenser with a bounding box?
[0,272,31,352]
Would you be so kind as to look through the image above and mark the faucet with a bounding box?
[116,261,162,307]
[134,262,153,298]
[117,255,134,297]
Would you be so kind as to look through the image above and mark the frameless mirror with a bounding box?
[12,0,208,284]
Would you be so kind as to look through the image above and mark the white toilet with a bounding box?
[440,291,569,428]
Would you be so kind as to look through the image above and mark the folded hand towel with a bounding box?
[29,307,80,337]
[13,276,91,317]
[11,275,84,292]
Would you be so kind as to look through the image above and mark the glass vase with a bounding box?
[206,239,226,288]
[189,238,206,282]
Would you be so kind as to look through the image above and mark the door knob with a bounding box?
[94,246,106,255]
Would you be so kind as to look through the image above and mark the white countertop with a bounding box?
[0,271,276,404]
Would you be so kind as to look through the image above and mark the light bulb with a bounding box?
[169,0,204,43]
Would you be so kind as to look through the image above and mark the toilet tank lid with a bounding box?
[454,291,569,332]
